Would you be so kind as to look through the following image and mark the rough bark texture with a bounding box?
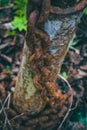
[13,0,87,130]
[13,42,46,114]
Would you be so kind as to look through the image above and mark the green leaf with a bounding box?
[10,0,27,33]
[4,65,12,72]
[8,30,16,36]
[61,72,67,79]
[84,8,87,15]
[15,10,25,16]
[11,16,27,32]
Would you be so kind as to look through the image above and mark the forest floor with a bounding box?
[0,16,87,130]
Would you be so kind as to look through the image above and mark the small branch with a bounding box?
[0,54,12,63]
[0,93,11,114]
[50,0,87,15]
[0,93,13,130]
[57,74,74,129]
[0,42,9,50]
[10,113,24,122]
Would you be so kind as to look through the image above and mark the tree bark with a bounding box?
[13,42,46,114]
[13,0,87,129]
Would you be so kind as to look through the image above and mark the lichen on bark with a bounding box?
[13,0,87,129]
[13,42,46,114]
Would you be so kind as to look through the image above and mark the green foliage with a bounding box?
[61,71,67,79]
[8,30,16,36]
[14,0,27,16]
[69,34,80,51]
[71,112,87,128]
[10,0,27,33]
[3,65,12,72]
[84,7,87,15]
[11,16,27,31]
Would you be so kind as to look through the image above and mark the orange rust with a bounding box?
[13,0,82,117]
[29,54,35,62]
[33,75,43,91]
[25,0,86,109]
[41,67,51,78]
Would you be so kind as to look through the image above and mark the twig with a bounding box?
[3,106,13,130]
[0,93,11,114]
[57,74,74,129]
[0,42,9,50]
[7,92,11,109]
[0,54,12,63]
[0,93,13,130]
[10,113,24,122]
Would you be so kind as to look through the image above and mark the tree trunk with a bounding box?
[13,0,87,129]
[13,42,46,114]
